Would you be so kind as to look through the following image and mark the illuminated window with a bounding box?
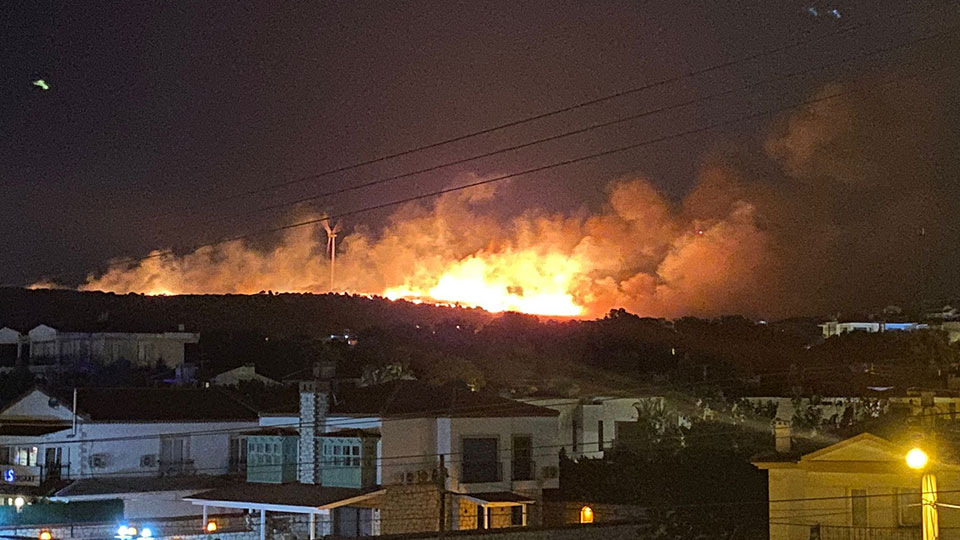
[579,506,594,524]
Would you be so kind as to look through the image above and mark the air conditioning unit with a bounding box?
[89,454,108,469]
[540,465,559,479]
[140,455,157,468]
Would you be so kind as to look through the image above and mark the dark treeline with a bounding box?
[1,289,958,399]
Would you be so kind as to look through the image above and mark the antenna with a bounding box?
[322,219,342,291]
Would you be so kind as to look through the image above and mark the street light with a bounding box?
[907,448,929,470]
[906,447,939,540]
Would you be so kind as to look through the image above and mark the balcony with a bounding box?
[159,459,196,477]
[818,525,921,540]
[511,460,536,482]
[461,461,502,484]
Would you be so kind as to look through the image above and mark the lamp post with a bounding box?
[906,448,939,540]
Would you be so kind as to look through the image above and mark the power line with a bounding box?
[148,3,948,223]
[27,56,953,286]
[164,22,958,236]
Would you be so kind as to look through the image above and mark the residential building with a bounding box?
[0,324,199,372]
[819,321,929,339]
[0,387,259,519]
[185,380,562,539]
[208,364,280,387]
[521,396,665,459]
[754,432,960,540]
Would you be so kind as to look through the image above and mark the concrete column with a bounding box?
[202,505,208,528]
[481,505,488,529]
[260,509,266,540]
[521,504,527,526]
[309,512,316,540]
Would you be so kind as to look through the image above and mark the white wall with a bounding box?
[523,397,660,459]
[446,416,560,493]
[0,419,257,478]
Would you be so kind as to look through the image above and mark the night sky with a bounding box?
[3,1,959,316]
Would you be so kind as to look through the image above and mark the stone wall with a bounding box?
[541,501,647,527]
[377,520,649,540]
[297,381,329,484]
[380,484,442,535]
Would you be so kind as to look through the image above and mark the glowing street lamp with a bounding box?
[907,448,929,470]
[906,447,939,540]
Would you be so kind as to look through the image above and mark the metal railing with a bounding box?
[818,525,921,540]
[511,460,536,481]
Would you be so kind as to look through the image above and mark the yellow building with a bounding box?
[754,433,960,540]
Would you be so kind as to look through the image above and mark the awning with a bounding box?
[185,484,385,514]
[461,492,535,507]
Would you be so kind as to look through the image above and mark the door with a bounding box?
[44,448,61,480]
[160,438,187,474]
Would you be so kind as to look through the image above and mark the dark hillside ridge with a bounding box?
[0,288,494,336]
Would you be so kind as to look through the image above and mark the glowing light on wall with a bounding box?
[579,506,594,524]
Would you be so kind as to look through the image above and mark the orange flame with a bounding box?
[384,250,584,316]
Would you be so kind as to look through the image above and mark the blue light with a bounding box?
[4,470,14,483]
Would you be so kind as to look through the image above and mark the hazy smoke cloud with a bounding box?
[74,72,960,318]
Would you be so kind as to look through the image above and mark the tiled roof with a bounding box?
[322,428,380,438]
[54,476,237,497]
[329,381,560,418]
[0,422,71,436]
[62,388,259,422]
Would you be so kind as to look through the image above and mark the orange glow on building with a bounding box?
[579,506,594,524]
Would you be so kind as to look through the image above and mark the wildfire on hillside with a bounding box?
[39,77,946,319]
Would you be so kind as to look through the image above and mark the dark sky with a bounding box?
[2,1,958,315]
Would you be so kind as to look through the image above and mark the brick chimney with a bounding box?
[298,380,330,484]
[774,419,791,454]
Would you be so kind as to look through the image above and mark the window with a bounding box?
[512,436,533,481]
[572,416,579,452]
[510,506,524,527]
[462,438,499,483]
[229,437,247,473]
[598,421,604,451]
[580,506,594,524]
[14,447,37,467]
[898,488,922,526]
[160,437,189,474]
[851,489,867,527]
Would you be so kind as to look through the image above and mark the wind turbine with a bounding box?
[322,219,342,291]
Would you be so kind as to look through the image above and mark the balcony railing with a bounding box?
[159,459,195,476]
[818,525,921,540]
[511,460,536,482]
[461,461,502,484]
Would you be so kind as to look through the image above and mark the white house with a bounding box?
[0,324,200,372]
[186,380,562,538]
[0,387,259,519]
[819,321,929,339]
[521,396,665,459]
[754,433,960,540]
[208,364,280,387]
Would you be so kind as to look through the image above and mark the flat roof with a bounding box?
[186,484,385,513]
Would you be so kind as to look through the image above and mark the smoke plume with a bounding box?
[74,73,960,318]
